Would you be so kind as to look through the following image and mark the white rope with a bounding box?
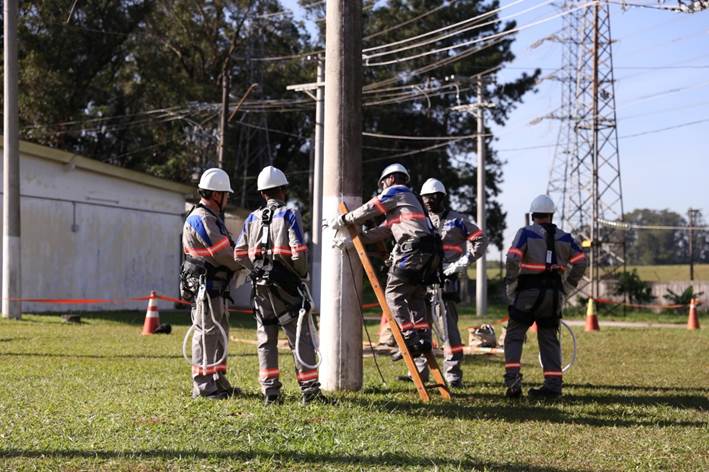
[182,283,229,368]
[294,283,321,371]
[598,218,709,231]
[537,320,577,373]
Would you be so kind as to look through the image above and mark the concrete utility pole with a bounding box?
[475,76,488,317]
[3,0,21,320]
[217,71,230,168]
[320,0,363,391]
[449,75,493,316]
[688,208,700,281]
[312,57,325,309]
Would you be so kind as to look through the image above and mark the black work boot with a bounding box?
[302,389,336,405]
[528,386,562,400]
[202,390,229,401]
[264,393,282,405]
[505,386,522,399]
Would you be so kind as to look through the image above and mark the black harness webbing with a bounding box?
[250,203,307,325]
[515,224,563,320]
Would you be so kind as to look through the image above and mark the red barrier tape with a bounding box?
[9,293,383,315]
[9,298,113,304]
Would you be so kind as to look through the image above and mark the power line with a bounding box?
[364,4,591,67]
[363,0,528,53]
[364,1,457,42]
[498,115,709,152]
[363,0,554,61]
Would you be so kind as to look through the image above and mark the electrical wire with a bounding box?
[363,0,554,60]
[364,1,457,42]
[497,116,709,153]
[363,131,492,141]
[363,0,528,53]
[364,139,462,163]
[364,3,593,67]
[343,247,387,386]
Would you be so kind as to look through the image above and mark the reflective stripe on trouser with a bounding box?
[254,284,319,396]
[503,320,563,393]
[191,295,232,396]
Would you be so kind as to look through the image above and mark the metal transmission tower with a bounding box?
[547,1,625,300]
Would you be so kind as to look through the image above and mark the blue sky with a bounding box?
[281,0,708,255]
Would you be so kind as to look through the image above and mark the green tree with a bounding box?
[304,0,540,250]
[624,209,688,265]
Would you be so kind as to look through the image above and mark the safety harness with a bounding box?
[512,223,563,327]
[250,202,320,370]
[392,195,444,285]
[180,203,235,302]
[250,203,310,326]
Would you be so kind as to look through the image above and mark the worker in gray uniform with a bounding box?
[418,178,487,387]
[504,195,588,399]
[181,168,243,400]
[330,163,441,366]
[234,166,328,405]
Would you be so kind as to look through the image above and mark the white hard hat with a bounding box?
[379,163,410,184]
[257,165,289,191]
[198,168,233,193]
[420,178,447,196]
[530,194,556,214]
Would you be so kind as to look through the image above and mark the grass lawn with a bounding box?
[0,309,707,471]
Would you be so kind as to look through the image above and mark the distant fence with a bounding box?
[468,279,708,312]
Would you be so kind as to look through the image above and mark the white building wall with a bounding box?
[0,151,188,312]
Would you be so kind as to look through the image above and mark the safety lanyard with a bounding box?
[542,223,558,271]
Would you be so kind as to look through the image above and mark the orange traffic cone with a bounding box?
[585,298,600,332]
[687,297,700,330]
[529,321,538,333]
[141,291,160,335]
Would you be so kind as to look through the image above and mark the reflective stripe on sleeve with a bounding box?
[443,244,464,254]
[184,237,231,257]
[372,197,387,215]
[507,247,524,258]
[468,230,484,241]
[569,253,586,264]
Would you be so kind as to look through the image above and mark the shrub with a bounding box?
[663,286,704,307]
[614,269,656,304]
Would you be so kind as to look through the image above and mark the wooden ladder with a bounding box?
[339,202,451,402]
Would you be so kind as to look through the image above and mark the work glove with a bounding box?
[332,232,354,250]
[443,255,469,277]
[326,214,347,231]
